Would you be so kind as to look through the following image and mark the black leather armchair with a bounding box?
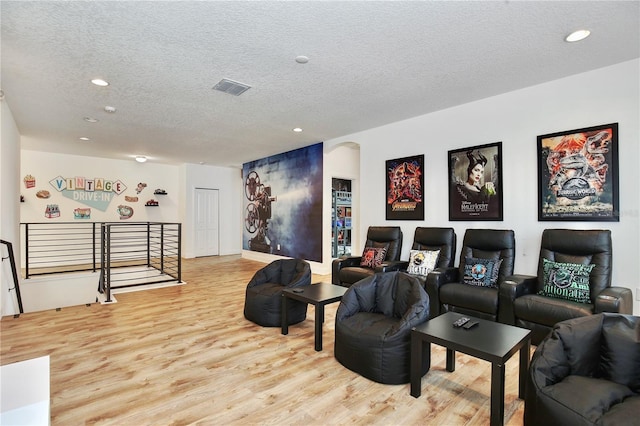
[401,230,456,317]
[243,258,311,327]
[332,226,403,287]
[525,313,640,425]
[500,229,633,345]
[401,227,457,273]
[334,271,430,384]
[425,229,515,321]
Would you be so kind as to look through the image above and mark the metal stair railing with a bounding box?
[1,239,24,315]
[21,222,181,303]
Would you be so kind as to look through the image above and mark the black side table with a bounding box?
[281,283,347,351]
[410,312,531,426]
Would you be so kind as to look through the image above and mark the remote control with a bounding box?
[463,320,479,329]
[453,317,470,328]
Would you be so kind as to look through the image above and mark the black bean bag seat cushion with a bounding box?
[334,271,430,384]
[525,313,640,425]
[244,258,311,327]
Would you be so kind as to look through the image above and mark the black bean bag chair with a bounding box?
[244,258,311,327]
[334,271,430,384]
[525,313,640,425]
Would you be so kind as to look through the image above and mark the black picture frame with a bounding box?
[448,142,503,221]
[537,123,619,222]
[386,154,424,220]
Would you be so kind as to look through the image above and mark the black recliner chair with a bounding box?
[525,313,640,425]
[243,258,311,327]
[425,228,515,321]
[334,271,430,384]
[332,226,403,287]
[401,226,456,318]
[500,229,632,345]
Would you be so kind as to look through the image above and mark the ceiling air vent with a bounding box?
[212,78,251,96]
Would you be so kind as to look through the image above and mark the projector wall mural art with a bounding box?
[242,142,323,262]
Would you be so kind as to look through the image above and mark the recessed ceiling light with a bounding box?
[83,117,99,123]
[104,106,117,113]
[135,156,147,163]
[565,30,591,42]
[292,127,303,132]
[295,56,309,64]
[79,137,91,141]
[91,78,109,87]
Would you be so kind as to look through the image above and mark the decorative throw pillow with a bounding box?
[407,249,440,278]
[360,246,387,268]
[463,257,503,287]
[539,258,594,304]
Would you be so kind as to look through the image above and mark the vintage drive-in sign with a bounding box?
[50,175,127,212]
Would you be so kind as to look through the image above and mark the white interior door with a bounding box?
[194,188,219,257]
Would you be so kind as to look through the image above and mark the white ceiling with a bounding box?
[2,1,639,167]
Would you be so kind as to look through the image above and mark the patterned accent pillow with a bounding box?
[360,246,388,268]
[463,257,503,287]
[407,249,440,278]
[539,258,594,304]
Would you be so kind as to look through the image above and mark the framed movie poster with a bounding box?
[386,154,424,220]
[448,142,503,221]
[537,123,619,221]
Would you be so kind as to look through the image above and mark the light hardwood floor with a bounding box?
[1,255,526,425]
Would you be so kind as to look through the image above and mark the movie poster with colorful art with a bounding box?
[448,142,503,221]
[386,154,424,220]
[537,123,619,221]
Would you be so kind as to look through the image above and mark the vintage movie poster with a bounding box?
[448,142,503,221]
[386,155,424,220]
[538,123,619,221]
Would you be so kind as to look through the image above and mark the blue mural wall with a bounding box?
[242,142,323,262]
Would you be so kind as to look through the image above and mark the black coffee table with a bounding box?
[281,283,347,351]
[410,312,531,426]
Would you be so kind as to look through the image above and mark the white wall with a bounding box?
[327,59,640,313]
[1,100,22,316]
[21,151,180,223]
[19,154,244,260]
[180,163,243,258]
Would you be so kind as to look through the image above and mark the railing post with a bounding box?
[105,224,111,303]
[177,223,182,283]
[24,223,30,279]
[147,222,151,268]
[92,222,97,272]
[160,223,165,274]
[0,240,24,314]
[99,224,104,294]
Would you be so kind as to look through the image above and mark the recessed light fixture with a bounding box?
[83,117,99,123]
[292,127,303,133]
[104,106,117,113]
[295,55,309,64]
[91,78,109,87]
[135,156,147,163]
[565,30,591,42]
[79,137,91,141]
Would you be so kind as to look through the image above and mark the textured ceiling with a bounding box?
[2,1,639,167]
